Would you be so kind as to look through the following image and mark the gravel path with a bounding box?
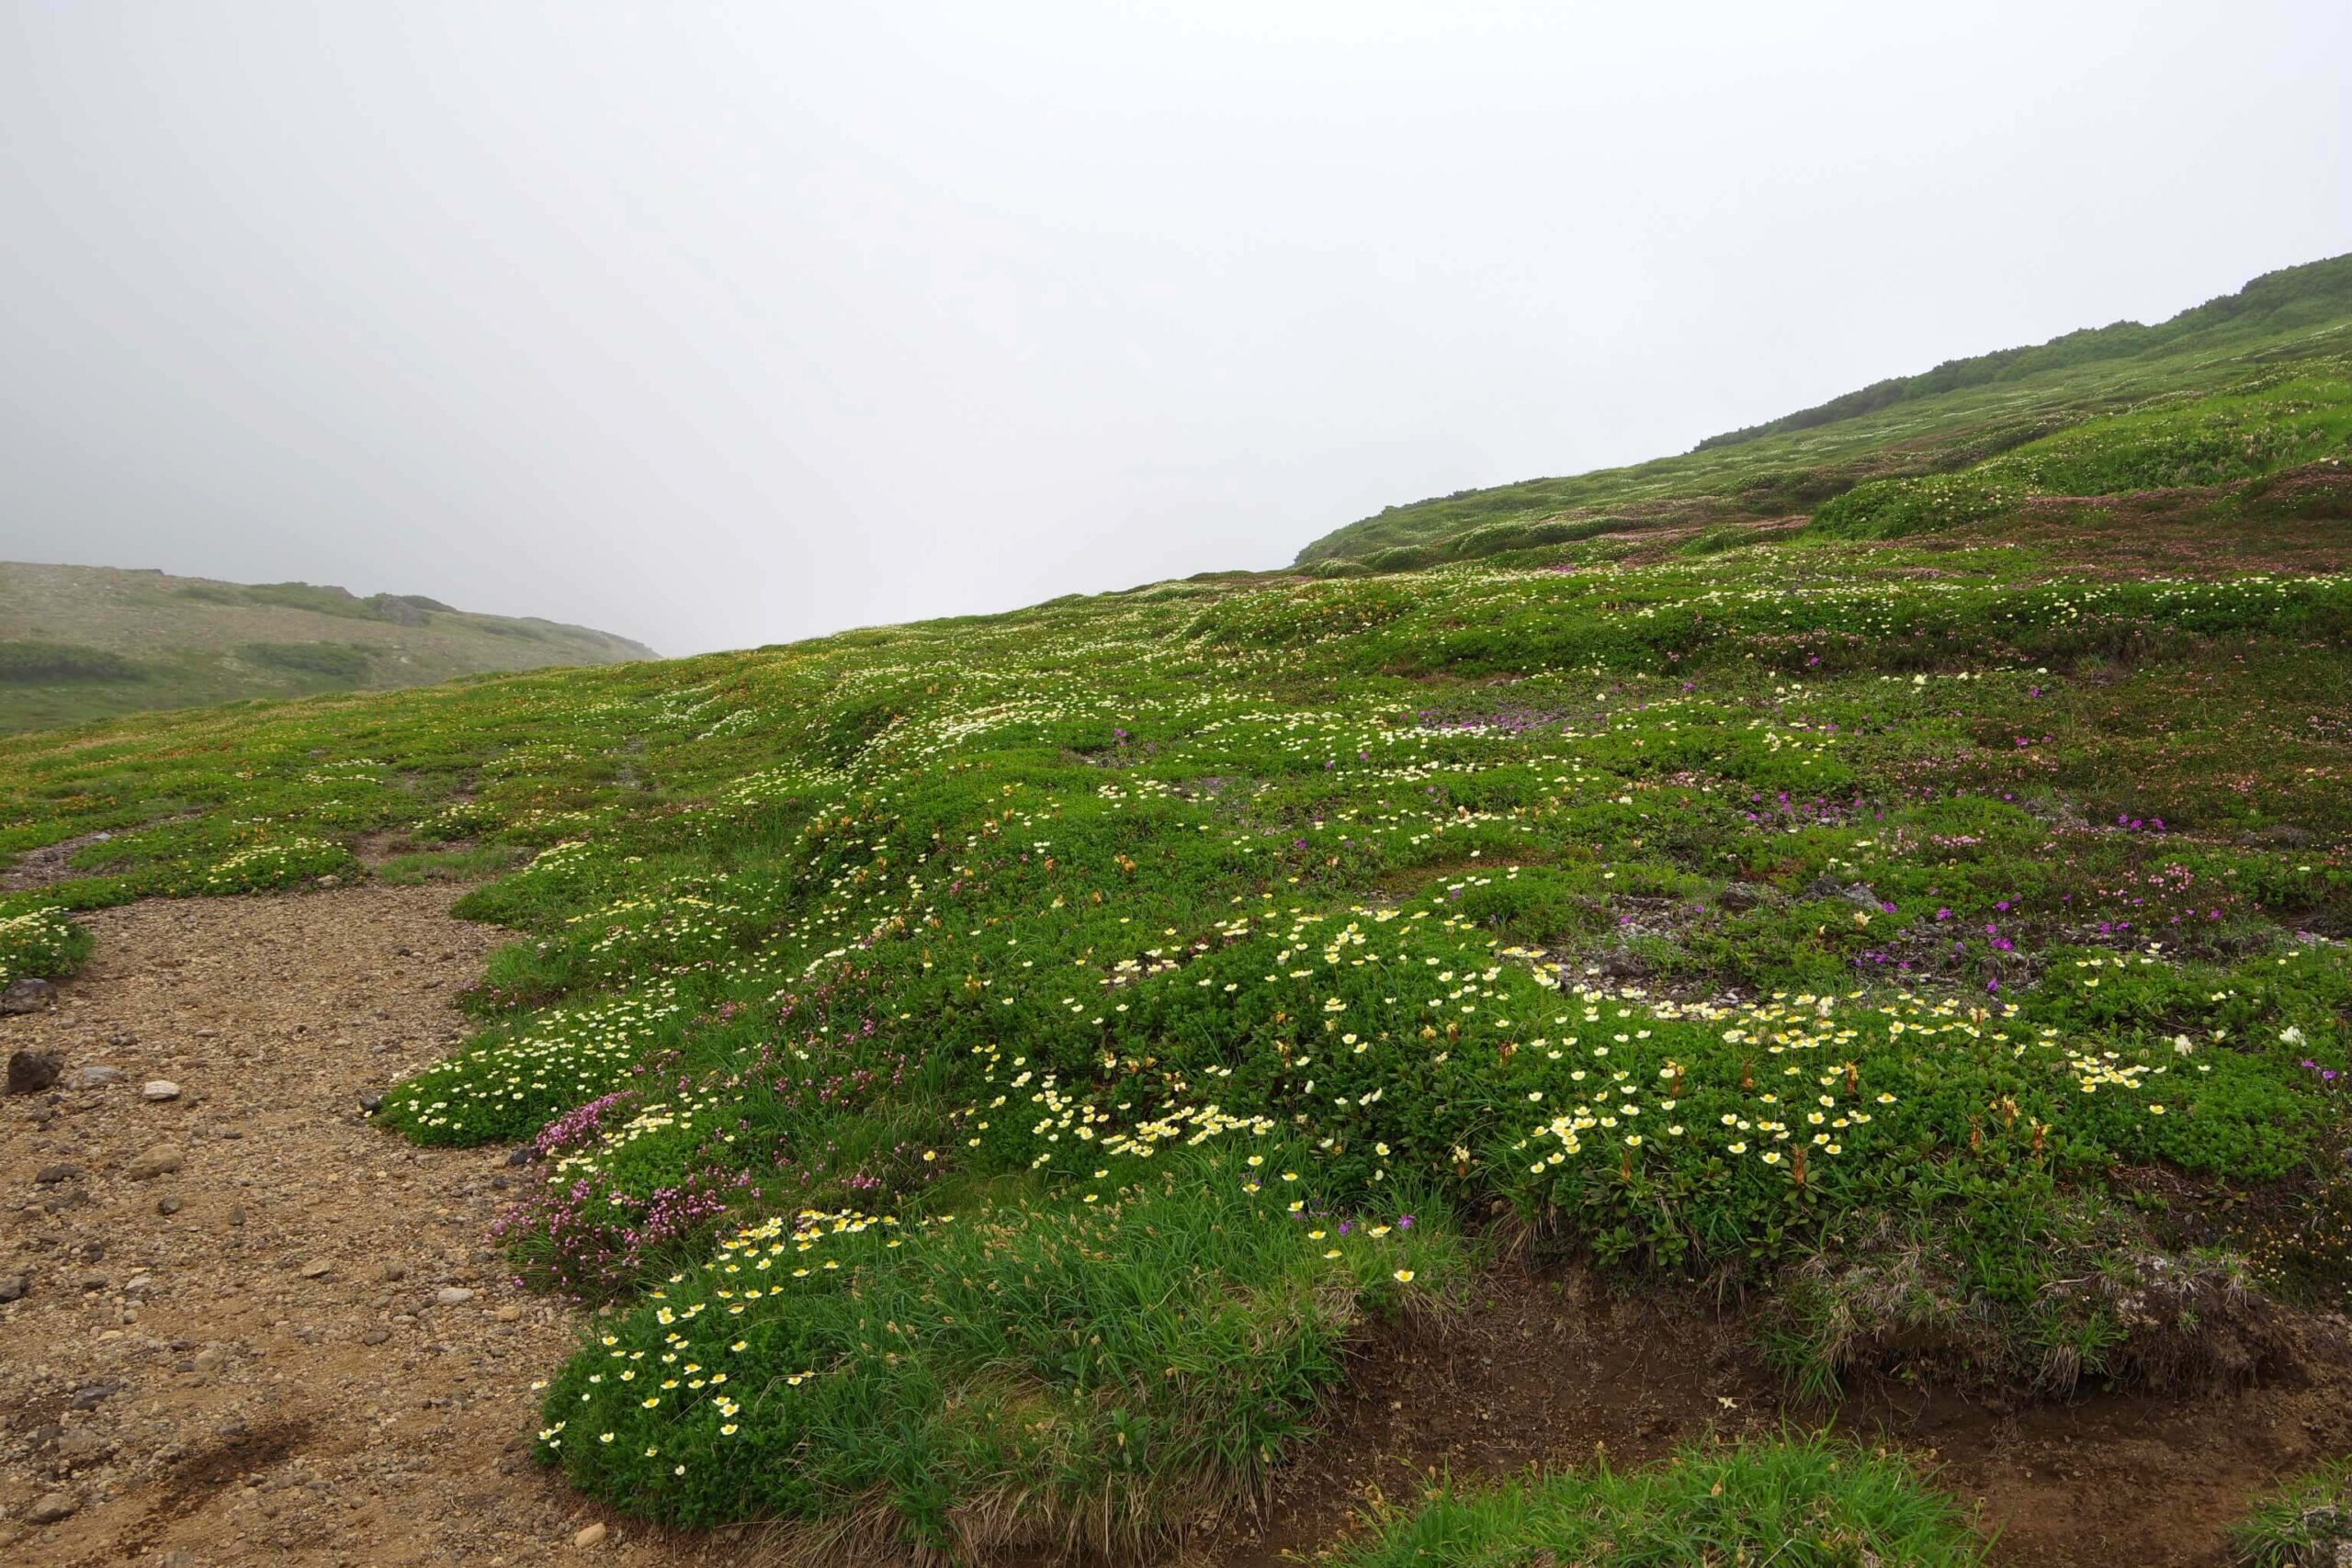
[0,886,715,1567]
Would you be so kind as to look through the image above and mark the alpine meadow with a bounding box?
[8,252,2352,1566]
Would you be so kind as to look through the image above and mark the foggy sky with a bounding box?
[4,4,2347,656]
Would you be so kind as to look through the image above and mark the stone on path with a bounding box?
[126,1145,185,1180]
[6,1047,62,1094]
[1,977,56,1015]
[141,1078,182,1101]
[25,1493,76,1524]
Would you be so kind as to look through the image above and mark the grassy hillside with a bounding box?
[1299,253,2352,568]
[0,560,655,732]
[5,488,2352,1553]
[6,264,2352,1559]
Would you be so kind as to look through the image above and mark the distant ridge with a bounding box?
[0,560,655,733]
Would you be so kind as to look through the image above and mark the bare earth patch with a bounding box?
[0,887,711,1567]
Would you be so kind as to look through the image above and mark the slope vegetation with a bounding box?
[1299,252,2352,568]
[0,560,654,732]
[5,268,2352,1562]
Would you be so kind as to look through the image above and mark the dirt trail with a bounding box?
[0,886,710,1567]
[4,886,2347,1567]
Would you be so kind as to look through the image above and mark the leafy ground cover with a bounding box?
[4,268,2351,1560]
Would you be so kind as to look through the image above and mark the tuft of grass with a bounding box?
[1329,1435,1987,1568]
[538,1149,1464,1558]
[2229,1458,2352,1568]
[374,843,526,884]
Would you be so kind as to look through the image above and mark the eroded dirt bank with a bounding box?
[0,887,710,1567]
[5,886,2346,1567]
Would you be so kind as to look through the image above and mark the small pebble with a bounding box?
[142,1080,183,1102]
[573,1521,606,1549]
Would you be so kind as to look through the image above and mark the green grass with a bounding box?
[1329,1436,1986,1567]
[374,844,529,884]
[2229,1458,2352,1568]
[1,256,2350,1559]
[538,1149,1464,1555]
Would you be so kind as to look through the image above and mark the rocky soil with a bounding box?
[0,886,712,1567]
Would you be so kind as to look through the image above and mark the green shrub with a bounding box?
[240,641,374,682]
[0,640,142,682]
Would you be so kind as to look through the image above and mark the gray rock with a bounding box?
[67,1382,116,1411]
[24,1493,75,1524]
[125,1145,185,1180]
[6,1048,62,1094]
[1715,881,1782,913]
[434,1286,475,1305]
[69,1066,124,1089]
[1597,946,1654,980]
[54,1427,111,1462]
[141,1079,183,1102]
[0,1274,26,1303]
[155,1194,183,1216]
[34,1164,82,1185]
[1,977,57,1016]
